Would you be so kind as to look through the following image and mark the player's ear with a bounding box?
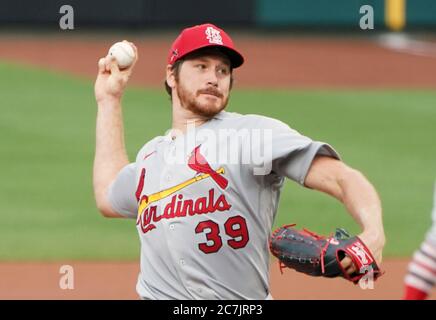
[166,64,176,89]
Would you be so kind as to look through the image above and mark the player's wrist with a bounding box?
[96,95,122,108]
[360,229,385,243]
[358,230,386,259]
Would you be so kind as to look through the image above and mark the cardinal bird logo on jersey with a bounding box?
[188,145,228,189]
[135,145,232,234]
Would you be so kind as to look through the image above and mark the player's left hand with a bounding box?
[270,225,384,284]
[341,231,385,275]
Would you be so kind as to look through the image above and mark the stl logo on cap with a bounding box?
[205,26,223,45]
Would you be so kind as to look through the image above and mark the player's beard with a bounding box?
[175,81,229,118]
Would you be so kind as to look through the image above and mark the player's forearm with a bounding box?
[338,168,385,242]
[93,99,129,209]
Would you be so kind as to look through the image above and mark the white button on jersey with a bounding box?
[169,224,175,230]
[180,259,185,266]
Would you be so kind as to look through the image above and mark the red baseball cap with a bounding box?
[167,23,244,68]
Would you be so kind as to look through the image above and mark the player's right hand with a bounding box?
[94,41,138,104]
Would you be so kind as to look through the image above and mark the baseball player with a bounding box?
[403,182,436,300]
[93,23,385,299]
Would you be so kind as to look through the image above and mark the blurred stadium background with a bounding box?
[0,0,435,299]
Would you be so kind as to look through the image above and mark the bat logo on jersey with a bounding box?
[135,145,232,234]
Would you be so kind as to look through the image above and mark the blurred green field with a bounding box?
[1,62,435,260]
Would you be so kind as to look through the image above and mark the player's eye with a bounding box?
[196,64,207,70]
[218,67,230,75]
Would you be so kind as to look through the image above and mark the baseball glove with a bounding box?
[269,224,383,284]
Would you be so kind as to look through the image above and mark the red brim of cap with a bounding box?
[177,44,244,69]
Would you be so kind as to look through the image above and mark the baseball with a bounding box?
[108,41,136,69]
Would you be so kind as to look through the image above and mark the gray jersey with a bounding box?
[108,111,340,299]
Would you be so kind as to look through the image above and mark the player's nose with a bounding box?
[204,69,218,87]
